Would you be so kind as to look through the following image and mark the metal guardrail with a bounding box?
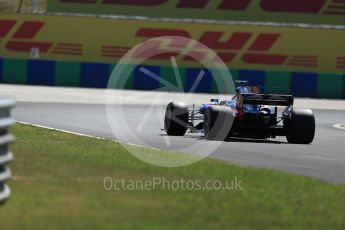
[0,97,16,204]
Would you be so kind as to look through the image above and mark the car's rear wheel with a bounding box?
[284,109,315,144]
[164,102,189,136]
[204,106,234,141]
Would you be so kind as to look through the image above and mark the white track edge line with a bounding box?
[17,121,162,151]
[333,124,345,130]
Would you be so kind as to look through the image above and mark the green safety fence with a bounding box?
[1,58,344,99]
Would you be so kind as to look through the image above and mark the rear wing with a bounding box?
[241,94,294,106]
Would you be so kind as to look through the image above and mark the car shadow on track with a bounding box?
[227,138,287,144]
[159,133,287,144]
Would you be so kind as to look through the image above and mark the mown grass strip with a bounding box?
[0,124,344,229]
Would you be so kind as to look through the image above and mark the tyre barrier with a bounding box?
[0,97,15,204]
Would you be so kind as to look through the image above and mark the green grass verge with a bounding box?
[0,124,345,229]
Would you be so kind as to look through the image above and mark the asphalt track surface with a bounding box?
[13,101,345,184]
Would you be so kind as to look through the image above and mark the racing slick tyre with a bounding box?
[284,109,315,144]
[204,106,234,141]
[164,102,189,136]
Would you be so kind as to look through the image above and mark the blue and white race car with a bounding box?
[164,81,315,144]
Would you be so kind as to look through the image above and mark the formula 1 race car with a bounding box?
[164,81,315,144]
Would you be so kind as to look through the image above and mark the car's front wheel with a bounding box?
[204,106,234,141]
[164,102,189,136]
